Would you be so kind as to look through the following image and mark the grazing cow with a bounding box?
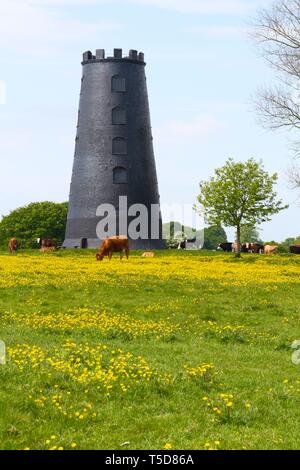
[37,238,57,252]
[242,243,264,254]
[96,236,129,261]
[290,245,300,254]
[8,238,18,254]
[241,243,250,253]
[141,252,155,258]
[250,243,264,254]
[217,243,233,252]
[264,245,278,254]
[37,238,56,248]
[178,240,187,250]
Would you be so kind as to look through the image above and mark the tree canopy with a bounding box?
[197,158,287,254]
[0,201,68,248]
[240,224,262,243]
[203,225,227,250]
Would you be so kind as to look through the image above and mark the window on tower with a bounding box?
[113,166,128,184]
[112,75,126,92]
[112,107,126,125]
[112,137,127,155]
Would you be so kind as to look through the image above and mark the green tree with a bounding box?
[203,225,227,250]
[0,201,68,248]
[196,158,287,255]
[240,224,262,243]
[280,235,300,253]
[281,237,295,251]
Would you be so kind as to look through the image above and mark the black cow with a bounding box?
[241,243,249,253]
[178,240,187,250]
[217,243,233,252]
[290,245,300,254]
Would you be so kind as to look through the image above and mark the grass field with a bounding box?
[1,249,300,450]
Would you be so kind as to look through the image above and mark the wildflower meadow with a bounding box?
[1,249,300,450]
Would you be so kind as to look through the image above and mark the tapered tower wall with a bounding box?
[63,48,164,249]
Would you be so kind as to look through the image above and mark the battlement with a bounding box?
[82,49,145,65]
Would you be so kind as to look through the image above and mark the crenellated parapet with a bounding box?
[82,48,145,65]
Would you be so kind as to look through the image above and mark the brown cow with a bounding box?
[96,236,129,261]
[250,243,264,254]
[264,245,278,254]
[37,238,57,252]
[141,252,155,258]
[241,243,264,254]
[8,238,18,254]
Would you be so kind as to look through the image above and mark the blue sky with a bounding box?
[1,0,299,241]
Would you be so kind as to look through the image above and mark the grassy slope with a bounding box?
[1,250,300,450]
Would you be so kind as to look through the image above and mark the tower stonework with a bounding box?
[63,48,164,249]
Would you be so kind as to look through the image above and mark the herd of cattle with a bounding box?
[218,242,274,254]
[7,236,300,259]
[218,242,300,254]
[8,236,139,261]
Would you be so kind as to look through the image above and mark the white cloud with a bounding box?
[154,116,226,144]
[27,0,258,15]
[0,1,121,57]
